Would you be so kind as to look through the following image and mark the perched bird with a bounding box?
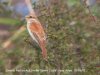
[25,15,47,60]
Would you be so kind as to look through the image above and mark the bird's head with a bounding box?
[25,15,35,20]
[25,15,37,24]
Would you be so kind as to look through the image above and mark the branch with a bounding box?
[25,0,37,18]
[2,26,26,49]
[83,0,96,22]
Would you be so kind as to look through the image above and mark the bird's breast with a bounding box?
[27,23,39,44]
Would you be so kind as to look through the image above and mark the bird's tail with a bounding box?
[39,41,47,61]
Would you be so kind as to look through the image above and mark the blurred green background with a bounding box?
[0,0,100,75]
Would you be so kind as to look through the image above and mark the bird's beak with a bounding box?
[25,16,29,21]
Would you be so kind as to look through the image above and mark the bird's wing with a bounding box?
[29,19,46,43]
[29,20,47,60]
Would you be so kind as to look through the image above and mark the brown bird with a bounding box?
[25,15,47,60]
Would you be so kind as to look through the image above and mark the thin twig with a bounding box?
[25,0,37,18]
[87,6,96,22]
[2,26,26,49]
[83,0,96,22]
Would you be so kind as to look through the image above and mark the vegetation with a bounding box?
[0,0,100,75]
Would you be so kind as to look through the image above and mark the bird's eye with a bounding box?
[29,16,33,18]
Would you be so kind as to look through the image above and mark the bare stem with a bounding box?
[25,0,37,18]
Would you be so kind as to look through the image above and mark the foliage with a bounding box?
[0,0,100,75]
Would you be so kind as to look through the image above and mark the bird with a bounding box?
[25,14,47,60]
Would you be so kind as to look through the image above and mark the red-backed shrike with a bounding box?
[25,15,47,60]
